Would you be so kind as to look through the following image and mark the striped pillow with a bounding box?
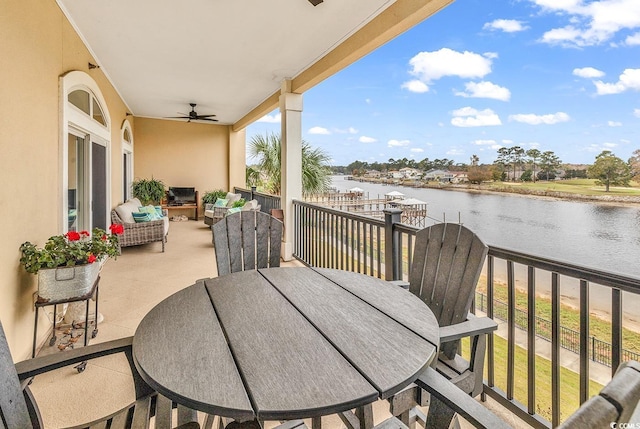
[132,212,152,223]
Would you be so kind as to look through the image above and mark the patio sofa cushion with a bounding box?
[114,198,141,223]
[214,198,228,207]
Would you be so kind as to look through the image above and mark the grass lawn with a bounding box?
[487,178,640,196]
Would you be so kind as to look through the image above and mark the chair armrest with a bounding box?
[415,367,511,429]
[439,313,497,344]
[15,337,134,381]
[16,336,155,400]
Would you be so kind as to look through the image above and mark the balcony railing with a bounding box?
[292,199,640,428]
[234,187,281,214]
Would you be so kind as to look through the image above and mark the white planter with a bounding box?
[37,262,101,302]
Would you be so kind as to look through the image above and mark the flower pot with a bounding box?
[37,262,101,302]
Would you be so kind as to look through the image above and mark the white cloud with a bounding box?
[365,98,372,104]
[594,69,640,94]
[334,127,358,134]
[508,112,571,124]
[573,67,605,78]
[472,139,497,145]
[308,126,331,135]
[388,139,411,147]
[635,108,640,118]
[410,148,424,153]
[608,120,622,126]
[604,142,618,148]
[348,127,358,134]
[447,148,465,156]
[483,19,529,33]
[502,139,514,144]
[451,107,502,127]
[257,113,281,123]
[401,80,430,93]
[626,32,640,45]
[359,136,377,143]
[455,81,511,101]
[403,48,494,91]
[533,0,640,47]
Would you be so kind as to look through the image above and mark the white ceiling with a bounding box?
[57,0,397,126]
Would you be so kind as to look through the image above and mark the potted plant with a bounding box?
[131,177,166,205]
[19,225,123,301]
[202,189,226,206]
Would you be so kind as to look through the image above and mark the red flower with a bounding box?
[109,224,124,235]
[80,230,90,237]
[87,254,97,263]
[66,231,81,241]
[101,234,108,241]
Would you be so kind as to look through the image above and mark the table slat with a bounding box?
[133,282,253,420]
[205,271,378,421]
[260,268,437,399]
[313,268,439,346]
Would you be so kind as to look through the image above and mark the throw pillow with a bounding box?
[139,205,163,220]
[227,207,241,215]
[154,206,164,218]
[132,212,152,223]
[214,198,228,207]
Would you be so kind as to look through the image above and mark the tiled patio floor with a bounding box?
[28,220,523,428]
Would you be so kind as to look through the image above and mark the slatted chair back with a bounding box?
[409,223,488,358]
[0,321,34,428]
[213,210,283,276]
[559,360,640,428]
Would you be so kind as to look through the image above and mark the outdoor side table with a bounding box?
[32,276,100,372]
[133,267,440,427]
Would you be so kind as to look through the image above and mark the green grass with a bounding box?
[487,178,640,196]
[461,334,604,423]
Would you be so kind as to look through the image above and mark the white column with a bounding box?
[279,80,303,261]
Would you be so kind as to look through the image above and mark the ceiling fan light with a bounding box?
[308,0,323,6]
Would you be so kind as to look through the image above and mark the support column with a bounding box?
[279,80,303,261]
[228,127,246,191]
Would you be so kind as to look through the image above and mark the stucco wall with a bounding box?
[133,118,242,217]
[0,0,131,359]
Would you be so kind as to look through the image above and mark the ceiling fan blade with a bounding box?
[196,114,217,118]
[195,118,218,122]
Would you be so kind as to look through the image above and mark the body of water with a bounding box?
[331,176,640,279]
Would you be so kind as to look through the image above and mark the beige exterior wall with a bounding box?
[133,118,239,217]
[0,1,242,359]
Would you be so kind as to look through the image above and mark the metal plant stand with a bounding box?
[32,276,100,373]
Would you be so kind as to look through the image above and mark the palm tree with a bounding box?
[248,132,332,195]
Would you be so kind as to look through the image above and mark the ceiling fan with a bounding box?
[168,103,218,122]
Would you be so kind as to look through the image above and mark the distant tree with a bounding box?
[246,165,261,188]
[496,146,525,181]
[526,149,541,183]
[630,149,640,182]
[467,166,492,184]
[470,154,479,166]
[587,150,631,192]
[520,169,533,182]
[248,132,332,195]
[539,151,562,181]
[564,168,588,179]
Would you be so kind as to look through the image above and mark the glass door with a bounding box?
[67,133,86,232]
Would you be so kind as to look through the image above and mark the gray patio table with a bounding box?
[132,267,439,427]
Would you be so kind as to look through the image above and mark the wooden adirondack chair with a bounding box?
[212,211,283,276]
[0,319,199,429]
[390,223,497,429]
[558,360,640,428]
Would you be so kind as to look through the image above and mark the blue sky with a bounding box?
[247,0,640,167]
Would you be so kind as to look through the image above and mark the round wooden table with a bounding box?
[132,267,439,424]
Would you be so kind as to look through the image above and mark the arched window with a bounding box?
[60,71,111,232]
[121,120,134,202]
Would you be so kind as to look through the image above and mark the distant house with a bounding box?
[364,170,381,178]
[399,167,422,179]
[450,171,469,183]
[424,169,452,182]
[387,170,404,179]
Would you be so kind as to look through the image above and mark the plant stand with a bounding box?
[32,276,100,373]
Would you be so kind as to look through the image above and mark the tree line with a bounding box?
[334,147,640,192]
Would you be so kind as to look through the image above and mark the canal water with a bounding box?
[331,176,640,279]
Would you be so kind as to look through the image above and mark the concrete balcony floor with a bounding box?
[28,220,525,428]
